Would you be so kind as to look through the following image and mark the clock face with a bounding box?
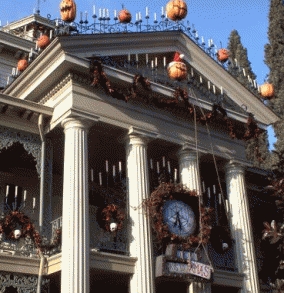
[163,200,196,238]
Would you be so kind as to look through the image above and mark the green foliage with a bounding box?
[265,0,284,118]
[245,130,271,169]
[227,30,271,168]
[261,1,284,289]
[227,30,256,89]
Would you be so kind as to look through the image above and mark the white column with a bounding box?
[126,130,155,293]
[178,146,211,293]
[225,161,260,293]
[61,118,91,293]
[178,145,201,193]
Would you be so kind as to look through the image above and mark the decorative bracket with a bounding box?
[0,126,41,176]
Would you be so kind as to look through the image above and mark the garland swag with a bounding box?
[90,60,263,143]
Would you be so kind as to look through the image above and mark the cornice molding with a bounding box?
[38,73,73,105]
[46,250,137,275]
[0,254,40,275]
[50,31,278,125]
[0,93,53,116]
[2,31,278,125]
[0,31,33,53]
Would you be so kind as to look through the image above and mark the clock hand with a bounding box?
[176,212,182,230]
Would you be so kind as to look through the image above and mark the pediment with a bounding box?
[3,30,279,127]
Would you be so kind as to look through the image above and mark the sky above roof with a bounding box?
[0,0,270,83]
[0,0,275,147]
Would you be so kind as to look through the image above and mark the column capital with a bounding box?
[225,160,245,175]
[127,126,158,146]
[178,144,199,161]
[61,117,93,132]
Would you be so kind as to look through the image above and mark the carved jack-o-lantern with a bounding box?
[118,9,132,24]
[166,0,188,21]
[60,0,77,22]
[17,59,28,72]
[217,48,229,63]
[37,35,50,50]
[260,83,274,99]
[167,61,187,81]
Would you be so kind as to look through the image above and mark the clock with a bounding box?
[163,200,196,238]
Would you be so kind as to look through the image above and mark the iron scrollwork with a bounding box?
[0,273,49,293]
[0,127,41,176]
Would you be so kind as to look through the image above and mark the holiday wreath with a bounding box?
[143,183,213,250]
[101,204,125,232]
[0,210,42,247]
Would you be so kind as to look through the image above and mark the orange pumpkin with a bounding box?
[166,0,187,21]
[167,61,187,81]
[60,0,76,22]
[17,59,28,72]
[217,48,229,62]
[118,9,132,24]
[37,35,50,49]
[260,83,274,99]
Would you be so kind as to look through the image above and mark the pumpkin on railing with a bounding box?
[17,58,28,72]
[60,0,77,22]
[167,52,187,81]
[217,48,229,63]
[166,0,188,21]
[37,34,50,50]
[260,83,274,99]
[118,8,132,24]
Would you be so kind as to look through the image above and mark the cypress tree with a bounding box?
[227,30,270,167]
[227,30,256,89]
[261,1,284,290]
[265,0,284,157]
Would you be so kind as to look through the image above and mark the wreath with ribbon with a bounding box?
[101,204,125,232]
[143,183,213,250]
[0,211,42,248]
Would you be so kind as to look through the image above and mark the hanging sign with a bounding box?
[156,255,212,281]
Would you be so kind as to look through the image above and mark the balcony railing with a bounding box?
[51,208,129,256]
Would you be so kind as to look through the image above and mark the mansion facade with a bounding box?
[0,11,279,293]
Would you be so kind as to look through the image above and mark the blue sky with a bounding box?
[0,0,276,147]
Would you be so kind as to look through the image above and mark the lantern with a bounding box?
[37,35,50,50]
[60,0,77,22]
[166,0,188,21]
[260,83,274,99]
[118,9,132,24]
[217,48,229,63]
[17,59,28,72]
